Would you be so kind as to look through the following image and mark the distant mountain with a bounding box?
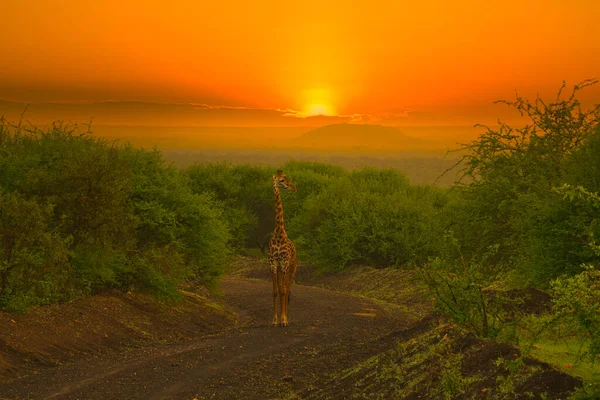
[293,123,433,150]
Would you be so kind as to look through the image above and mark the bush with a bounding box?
[187,161,344,255]
[550,265,600,365]
[447,80,600,286]
[290,168,445,271]
[278,160,345,222]
[187,162,272,252]
[0,119,232,309]
[0,191,71,310]
[545,184,600,364]
[125,148,231,286]
[419,235,523,339]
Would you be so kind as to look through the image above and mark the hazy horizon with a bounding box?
[0,98,515,152]
[1,1,599,154]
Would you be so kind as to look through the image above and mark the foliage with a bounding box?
[187,162,273,252]
[419,235,523,339]
[447,80,600,286]
[290,168,446,271]
[458,79,600,186]
[179,162,447,271]
[187,160,348,256]
[550,265,600,365]
[124,147,230,286]
[542,183,600,368]
[524,261,600,398]
[0,118,453,308]
[0,191,71,310]
[2,79,599,316]
[0,118,231,309]
[420,82,600,399]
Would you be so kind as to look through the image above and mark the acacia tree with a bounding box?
[457,79,600,186]
[444,79,600,284]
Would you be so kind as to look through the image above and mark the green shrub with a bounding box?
[419,236,521,339]
[447,80,600,286]
[0,191,71,310]
[187,161,341,255]
[563,130,600,193]
[0,119,232,309]
[513,190,600,283]
[545,184,600,365]
[290,168,444,271]
[550,265,600,365]
[124,147,231,286]
[187,162,272,251]
[278,160,344,221]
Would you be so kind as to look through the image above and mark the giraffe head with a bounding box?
[273,169,297,192]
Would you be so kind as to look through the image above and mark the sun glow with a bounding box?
[306,104,333,116]
[300,88,337,117]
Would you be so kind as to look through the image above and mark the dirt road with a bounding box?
[1,278,413,400]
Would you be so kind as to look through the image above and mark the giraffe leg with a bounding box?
[278,271,287,327]
[280,291,288,327]
[280,269,292,327]
[271,271,279,327]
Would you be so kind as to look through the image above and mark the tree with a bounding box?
[446,80,600,284]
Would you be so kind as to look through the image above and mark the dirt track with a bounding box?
[0,278,413,400]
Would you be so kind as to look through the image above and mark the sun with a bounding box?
[300,88,337,117]
[306,104,333,116]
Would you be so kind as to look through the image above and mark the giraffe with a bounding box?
[268,169,298,327]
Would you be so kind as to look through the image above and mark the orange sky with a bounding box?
[1,0,599,126]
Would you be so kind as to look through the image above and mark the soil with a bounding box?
[229,256,431,318]
[0,278,413,399]
[0,258,582,400]
[0,288,236,384]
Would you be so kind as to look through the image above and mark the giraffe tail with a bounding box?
[288,292,291,304]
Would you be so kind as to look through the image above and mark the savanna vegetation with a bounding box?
[0,118,230,310]
[1,80,599,397]
[419,80,600,398]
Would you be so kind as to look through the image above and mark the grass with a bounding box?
[515,315,598,384]
[529,339,598,382]
[307,325,503,399]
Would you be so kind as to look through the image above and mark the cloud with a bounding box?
[0,100,508,128]
[0,100,358,127]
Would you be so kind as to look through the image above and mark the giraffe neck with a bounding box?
[273,185,287,237]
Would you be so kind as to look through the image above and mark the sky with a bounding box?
[1,0,599,128]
